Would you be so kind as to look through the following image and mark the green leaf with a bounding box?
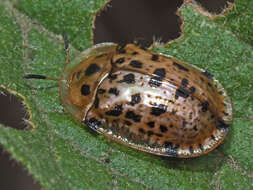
[0,0,252,189]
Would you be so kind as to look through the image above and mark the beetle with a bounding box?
[25,34,233,158]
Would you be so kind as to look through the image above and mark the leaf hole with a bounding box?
[0,146,42,189]
[93,0,184,48]
[195,0,235,14]
[0,89,30,130]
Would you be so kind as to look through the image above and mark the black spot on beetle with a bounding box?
[173,62,189,72]
[216,117,229,130]
[147,130,154,136]
[147,121,155,128]
[202,71,213,79]
[193,125,198,131]
[155,133,163,137]
[223,111,229,116]
[115,57,125,64]
[97,89,106,94]
[108,73,117,80]
[124,120,132,126]
[181,78,189,88]
[211,135,216,140]
[199,144,204,151]
[160,125,168,133]
[175,88,189,99]
[151,54,159,61]
[105,105,123,116]
[154,68,166,78]
[132,51,138,55]
[85,63,100,76]
[125,111,141,122]
[118,48,126,54]
[189,86,196,94]
[182,121,188,127]
[116,43,126,54]
[119,73,135,84]
[94,96,99,108]
[151,104,167,116]
[149,78,162,87]
[149,68,166,87]
[174,144,180,150]
[81,84,90,96]
[189,146,194,154]
[85,117,101,129]
[109,88,119,96]
[117,48,126,54]
[130,93,141,106]
[139,128,146,134]
[201,101,209,112]
[164,141,179,157]
[164,141,173,148]
[189,112,193,119]
[129,60,143,68]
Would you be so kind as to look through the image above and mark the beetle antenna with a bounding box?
[24,33,70,81]
[63,32,69,65]
[24,74,59,81]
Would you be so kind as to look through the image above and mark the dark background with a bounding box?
[0,0,233,189]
